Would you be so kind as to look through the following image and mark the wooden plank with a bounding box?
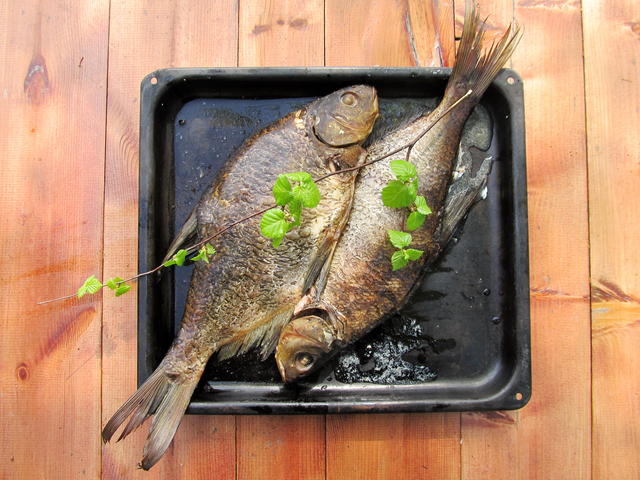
[239,0,324,66]
[583,0,640,477]
[460,0,592,478]
[324,1,460,479]
[235,0,326,478]
[237,416,325,480]
[0,1,109,478]
[327,414,460,480]
[101,1,238,478]
[326,0,454,67]
[407,0,456,67]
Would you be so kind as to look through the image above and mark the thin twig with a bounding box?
[37,293,80,305]
[38,90,472,305]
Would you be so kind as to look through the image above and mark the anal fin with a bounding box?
[216,308,296,362]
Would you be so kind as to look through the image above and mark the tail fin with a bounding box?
[447,0,521,103]
[102,363,199,470]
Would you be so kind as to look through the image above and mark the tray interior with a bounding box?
[138,68,530,414]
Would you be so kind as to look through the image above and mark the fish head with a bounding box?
[275,315,338,383]
[309,85,379,147]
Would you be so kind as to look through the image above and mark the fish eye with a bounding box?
[295,352,314,370]
[340,92,358,107]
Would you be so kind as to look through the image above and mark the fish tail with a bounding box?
[446,0,521,103]
[102,361,200,470]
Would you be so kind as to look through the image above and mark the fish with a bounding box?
[102,85,379,470]
[275,0,521,383]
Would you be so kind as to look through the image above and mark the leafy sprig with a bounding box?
[77,275,131,299]
[192,244,217,263]
[73,243,217,301]
[381,160,419,208]
[260,173,321,248]
[388,231,424,271]
[407,195,432,231]
[106,277,132,297]
[40,90,473,305]
[77,275,103,298]
[383,160,431,269]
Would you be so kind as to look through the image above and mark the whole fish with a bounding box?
[102,85,379,469]
[275,1,520,383]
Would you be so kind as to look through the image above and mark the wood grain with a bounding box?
[327,414,460,480]
[583,0,640,477]
[101,1,238,478]
[461,0,592,478]
[326,0,454,67]
[237,416,325,480]
[239,0,324,66]
[0,1,109,479]
[407,0,456,67]
[235,0,326,477]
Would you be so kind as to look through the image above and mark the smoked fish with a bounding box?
[102,85,379,469]
[275,1,520,383]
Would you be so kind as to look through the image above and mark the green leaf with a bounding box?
[390,160,417,182]
[408,178,419,198]
[115,284,131,297]
[388,230,412,249]
[296,180,321,208]
[194,247,205,261]
[78,275,103,299]
[260,208,289,246]
[288,199,302,226]
[271,236,284,248]
[106,277,125,291]
[391,250,409,271]
[164,249,188,267]
[405,248,424,261]
[406,211,426,231]
[176,250,188,266]
[284,172,321,209]
[191,250,206,263]
[273,175,293,206]
[382,180,416,208]
[192,244,216,263]
[284,172,313,183]
[415,195,432,215]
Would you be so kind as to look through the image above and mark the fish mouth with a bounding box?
[279,323,332,353]
[330,110,379,133]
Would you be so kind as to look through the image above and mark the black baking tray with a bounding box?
[138,67,530,414]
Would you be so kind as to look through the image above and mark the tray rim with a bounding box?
[138,66,531,415]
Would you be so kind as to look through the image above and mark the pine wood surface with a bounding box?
[0,0,637,479]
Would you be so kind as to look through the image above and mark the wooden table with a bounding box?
[1,0,638,478]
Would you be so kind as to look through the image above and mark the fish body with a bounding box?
[276,1,520,383]
[102,85,379,469]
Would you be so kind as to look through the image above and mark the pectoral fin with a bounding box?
[441,150,493,245]
[162,207,199,265]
